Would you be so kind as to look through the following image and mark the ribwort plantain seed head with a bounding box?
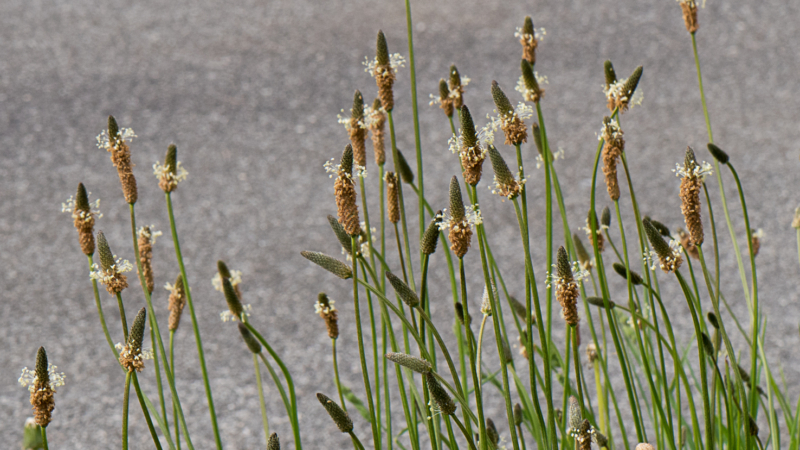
[421,211,443,255]
[604,60,617,89]
[707,142,729,164]
[426,372,456,415]
[386,271,419,308]
[385,352,431,374]
[238,323,262,354]
[301,251,353,279]
[317,393,353,433]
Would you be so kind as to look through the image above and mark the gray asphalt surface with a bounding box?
[2,0,800,448]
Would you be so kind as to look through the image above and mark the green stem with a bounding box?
[387,110,416,290]
[41,426,49,450]
[87,255,118,358]
[350,432,367,450]
[123,371,132,450]
[132,372,166,450]
[129,203,194,450]
[163,193,222,449]
[459,258,487,450]
[333,338,346,411]
[170,330,180,450]
[116,292,129,342]
[351,237,380,447]
[150,313,170,444]
[244,325,302,449]
[254,354,270,441]
[403,0,425,243]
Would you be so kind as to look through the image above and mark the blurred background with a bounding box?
[2,0,799,447]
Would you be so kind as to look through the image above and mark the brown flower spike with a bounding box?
[491,81,528,145]
[368,98,387,166]
[167,274,187,331]
[448,65,467,110]
[100,115,138,204]
[455,106,487,185]
[517,16,540,64]
[386,171,400,224]
[120,308,148,372]
[446,176,473,258]
[155,144,188,193]
[316,293,339,339]
[137,226,160,294]
[555,246,579,327]
[19,347,65,428]
[92,231,131,295]
[66,182,100,255]
[348,90,368,167]
[370,31,404,112]
[600,117,624,201]
[678,147,708,247]
[334,144,362,236]
[680,0,699,33]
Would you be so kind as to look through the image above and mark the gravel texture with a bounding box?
[2,0,800,448]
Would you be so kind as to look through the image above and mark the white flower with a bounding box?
[673,160,713,181]
[546,261,589,289]
[153,160,189,186]
[116,342,154,361]
[315,299,336,315]
[447,124,495,162]
[535,147,565,169]
[90,258,133,284]
[363,104,384,128]
[363,53,406,76]
[61,194,103,222]
[212,270,243,292]
[480,281,498,315]
[356,165,368,179]
[487,102,535,131]
[515,73,548,102]
[337,109,367,131]
[436,205,483,234]
[19,364,66,393]
[643,239,683,271]
[137,226,163,245]
[220,304,252,322]
[597,118,623,142]
[604,78,644,111]
[514,26,546,43]
[96,128,136,151]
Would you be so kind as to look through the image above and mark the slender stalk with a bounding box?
[387,110,416,289]
[452,415,479,450]
[122,371,132,450]
[333,338,346,411]
[459,258,487,450]
[351,237,380,447]
[116,293,129,341]
[150,315,170,444]
[87,255,118,358]
[350,432,368,450]
[131,372,167,450]
[170,330,180,450]
[403,0,425,242]
[254,354,270,441]
[41,426,49,450]
[244,324,302,449]
[512,197,553,446]
[128,204,194,450]
[162,194,221,448]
